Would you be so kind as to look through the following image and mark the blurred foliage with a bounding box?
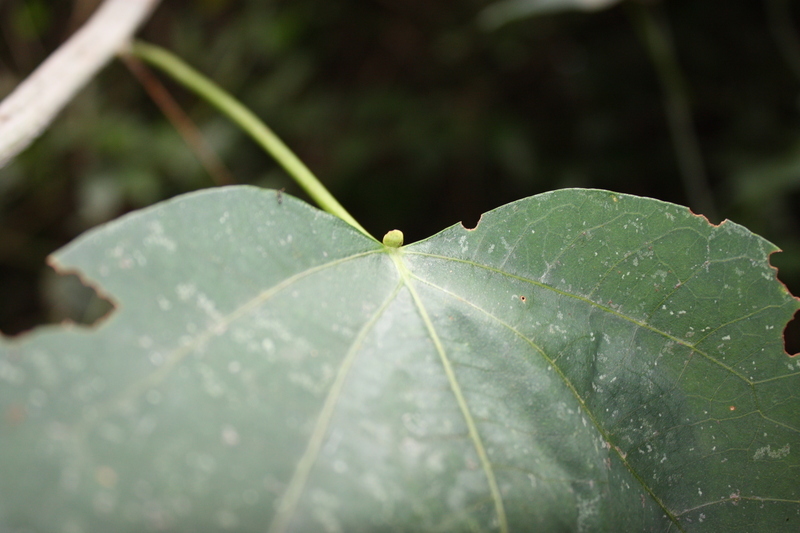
[0,0,799,350]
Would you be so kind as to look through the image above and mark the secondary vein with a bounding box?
[267,277,404,533]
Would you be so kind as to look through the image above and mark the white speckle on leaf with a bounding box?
[400,437,425,463]
[221,424,240,446]
[210,321,227,336]
[196,293,223,322]
[144,221,176,251]
[753,444,790,460]
[576,494,601,533]
[652,270,668,282]
[157,296,172,311]
[198,365,225,398]
[0,360,25,384]
[176,283,196,301]
[132,250,147,266]
[261,338,275,353]
[309,489,343,533]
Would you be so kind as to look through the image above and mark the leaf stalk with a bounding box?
[127,40,373,239]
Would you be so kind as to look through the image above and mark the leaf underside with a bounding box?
[1,186,798,532]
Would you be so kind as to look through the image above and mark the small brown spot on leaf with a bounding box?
[4,404,26,426]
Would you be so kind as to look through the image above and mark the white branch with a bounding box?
[0,0,161,168]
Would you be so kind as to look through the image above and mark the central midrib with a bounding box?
[389,248,510,533]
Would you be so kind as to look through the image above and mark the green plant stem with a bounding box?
[766,0,800,84]
[127,40,373,239]
[628,3,718,222]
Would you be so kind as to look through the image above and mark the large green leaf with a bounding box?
[1,187,798,532]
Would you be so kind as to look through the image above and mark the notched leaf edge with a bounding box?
[658,206,798,358]
[42,255,117,330]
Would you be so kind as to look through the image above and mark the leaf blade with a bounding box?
[1,187,797,532]
[405,188,800,530]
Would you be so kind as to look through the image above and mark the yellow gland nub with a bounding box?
[382,229,404,248]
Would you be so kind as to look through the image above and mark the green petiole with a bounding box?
[127,40,373,240]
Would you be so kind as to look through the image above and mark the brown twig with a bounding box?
[121,54,236,186]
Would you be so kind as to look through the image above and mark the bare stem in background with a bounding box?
[766,0,800,84]
[120,54,237,187]
[629,2,718,222]
[0,0,161,168]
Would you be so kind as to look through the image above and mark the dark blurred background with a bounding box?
[1,0,799,350]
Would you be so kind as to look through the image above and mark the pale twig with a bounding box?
[0,0,161,168]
